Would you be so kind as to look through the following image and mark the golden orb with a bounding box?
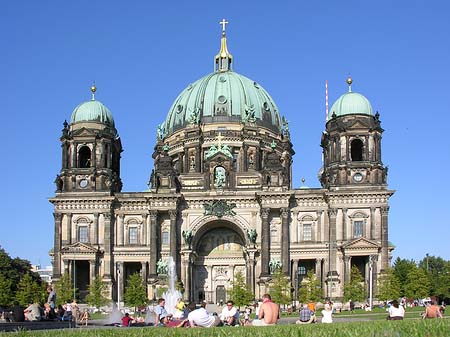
[91,85,97,93]
[346,77,353,86]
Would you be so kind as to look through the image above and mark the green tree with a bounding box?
[85,277,109,309]
[377,268,401,302]
[124,273,147,312]
[14,273,45,306]
[0,273,13,306]
[343,266,365,302]
[298,269,322,304]
[404,268,430,299]
[270,270,292,307]
[54,273,75,305]
[418,255,450,300]
[227,271,254,309]
[393,257,417,296]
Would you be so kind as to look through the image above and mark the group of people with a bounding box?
[386,299,444,320]
[145,293,280,329]
[295,301,333,324]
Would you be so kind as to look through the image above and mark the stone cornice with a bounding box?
[325,190,394,205]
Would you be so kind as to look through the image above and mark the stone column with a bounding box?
[380,206,389,271]
[102,212,113,280]
[246,248,257,294]
[169,210,177,265]
[65,213,72,245]
[281,208,289,275]
[181,250,192,301]
[328,209,337,273]
[146,212,151,246]
[53,213,63,278]
[141,213,148,245]
[370,207,376,240]
[89,259,96,285]
[149,211,158,277]
[317,211,322,242]
[62,259,69,275]
[117,214,124,246]
[344,256,352,283]
[342,208,347,241]
[315,258,322,280]
[260,208,270,276]
[93,213,99,244]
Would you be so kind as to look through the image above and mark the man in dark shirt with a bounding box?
[12,302,25,322]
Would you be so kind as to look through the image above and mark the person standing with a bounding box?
[251,294,279,326]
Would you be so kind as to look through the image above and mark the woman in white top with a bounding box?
[388,300,405,320]
[321,303,333,323]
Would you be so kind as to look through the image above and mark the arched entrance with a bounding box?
[192,223,247,303]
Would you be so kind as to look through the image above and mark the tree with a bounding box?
[0,273,13,307]
[404,268,430,299]
[124,273,147,312]
[227,271,253,309]
[377,268,401,302]
[393,257,417,296]
[85,277,109,309]
[418,255,450,301]
[343,266,365,302]
[54,273,75,305]
[270,270,292,307]
[298,269,322,304]
[14,273,45,306]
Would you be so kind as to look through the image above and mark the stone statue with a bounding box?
[157,124,165,141]
[214,168,226,188]
[247,228,257,244]
[187,107,200,125]
[205,145,218,160]
[156,258,168,275]
[269,259,282,274]
[182,229,193,246]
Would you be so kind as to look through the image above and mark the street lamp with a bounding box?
[116,262,122,311]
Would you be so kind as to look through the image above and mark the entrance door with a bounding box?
[216,285,226,304]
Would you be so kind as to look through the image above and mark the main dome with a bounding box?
[163,32,282,136]
[328,78,373,119]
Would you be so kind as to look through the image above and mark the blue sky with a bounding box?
[1,1,449,267]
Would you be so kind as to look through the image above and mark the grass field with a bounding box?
[1,319,449,337]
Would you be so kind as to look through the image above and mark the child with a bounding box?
[243,307,251,325]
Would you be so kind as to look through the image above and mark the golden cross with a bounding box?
[219,19,229,32]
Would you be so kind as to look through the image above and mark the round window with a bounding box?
[217,95,227,104]
[176,104,183,113]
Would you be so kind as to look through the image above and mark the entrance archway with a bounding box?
[192,224,246,303]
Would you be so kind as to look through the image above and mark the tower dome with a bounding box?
[328,77,373,119]
[70,85,115,127]
[162,30,282,137]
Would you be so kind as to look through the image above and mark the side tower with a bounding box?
[50,85,122,299]
[320,78,393,299]
[56,85,122,193]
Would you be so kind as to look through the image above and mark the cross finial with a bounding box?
[219,19,229,32]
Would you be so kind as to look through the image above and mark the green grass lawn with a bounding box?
[1,319,449,337]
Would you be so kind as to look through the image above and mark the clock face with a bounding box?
[79,179,88,188]
[353,173,363,183]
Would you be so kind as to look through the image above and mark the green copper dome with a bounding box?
[70,86,115,126]
[328,78,373,119]
[162,31,282,136]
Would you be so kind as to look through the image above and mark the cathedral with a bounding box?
[50,24,394,304]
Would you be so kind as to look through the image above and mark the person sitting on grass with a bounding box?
[160,314,188,328]
[79,309,90,326]
[220,300,239,326]
[423,300,443,319]
[121,312,134,327]
[251,294,279,326]
[387,300,405,320]
[296,304,316,324]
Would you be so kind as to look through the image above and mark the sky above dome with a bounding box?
[1,1,449,266]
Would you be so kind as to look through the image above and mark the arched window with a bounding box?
[350,139,364,161]
[78,146,91,168]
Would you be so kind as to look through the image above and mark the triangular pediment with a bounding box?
[71,127,97,137]
[343,237,379,250]
[206,151,232,162]
[61,242,99,254]
[347,119,370,129]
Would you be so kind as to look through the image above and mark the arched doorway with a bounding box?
[192,224,246,303]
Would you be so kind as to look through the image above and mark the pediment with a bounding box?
[71,127,97,137]
[206,151,232,162]
[343,237,379,250]
[61,242,99,254]
[347,119,370,129]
